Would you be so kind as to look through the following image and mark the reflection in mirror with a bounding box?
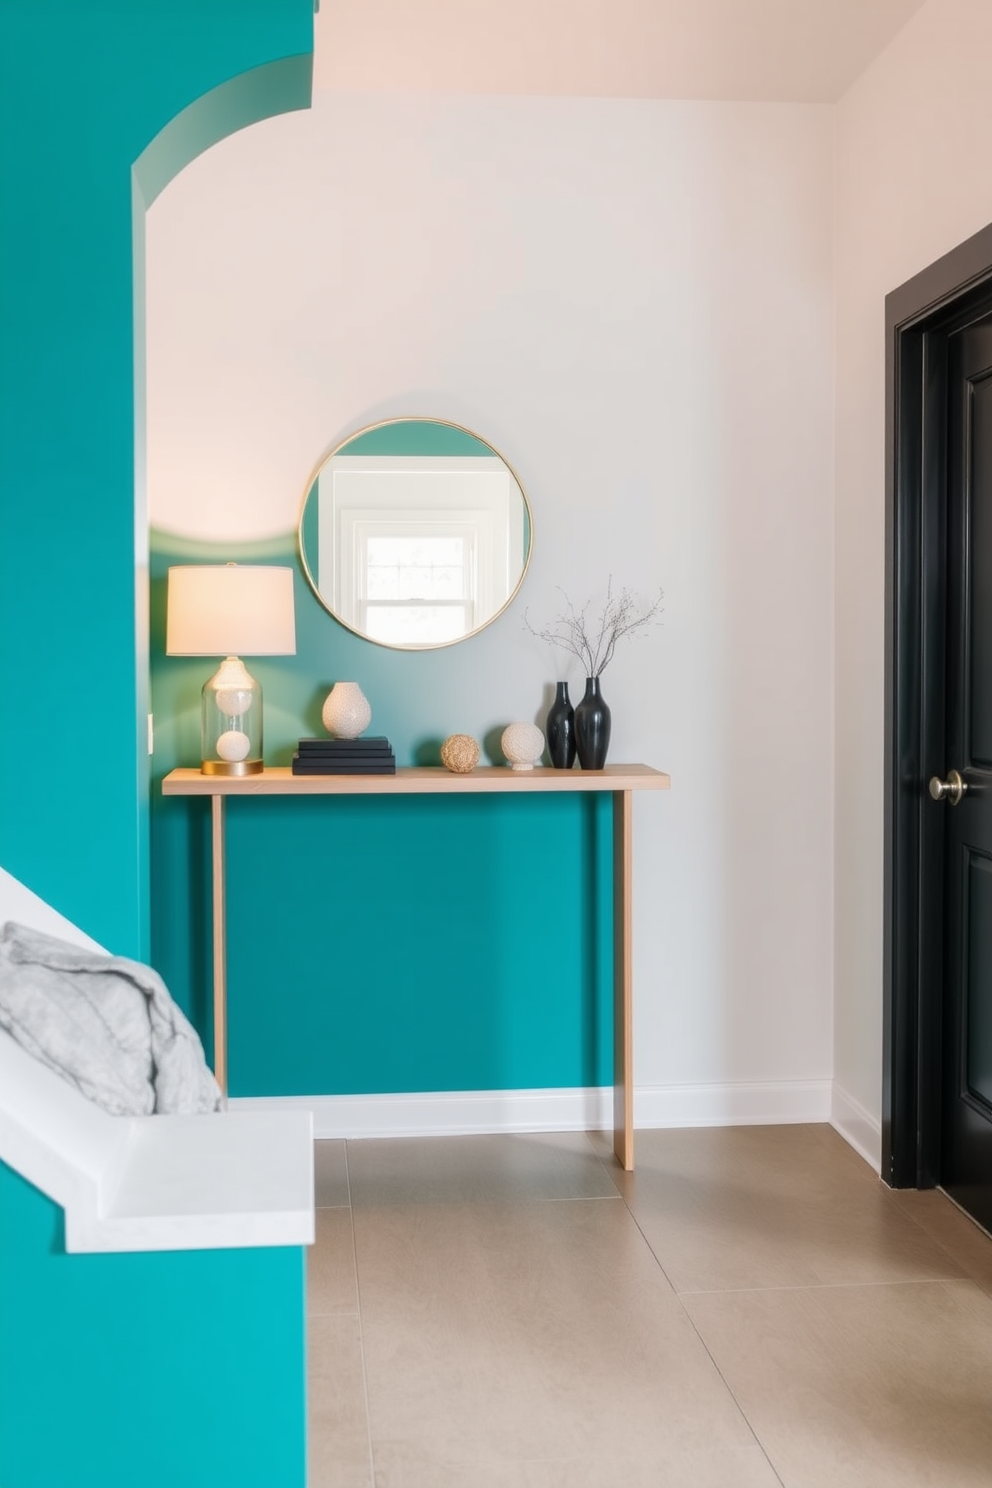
[299,418,532,649]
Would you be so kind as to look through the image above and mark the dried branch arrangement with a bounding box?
[524,579,663,677]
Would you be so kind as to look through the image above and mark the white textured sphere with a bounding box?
[215,729,251,762]
[215,686,253,718]
[501,721,545,770]
[322,681,372,739]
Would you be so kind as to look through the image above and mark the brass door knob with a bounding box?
[929,769,967,806]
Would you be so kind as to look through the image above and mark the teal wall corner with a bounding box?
[134,53,313,212]
[0,0,313,960]
[0,1161,307,1488]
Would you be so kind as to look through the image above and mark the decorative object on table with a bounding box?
[523,579,663,769]
[440,734,480,774]
[321,680,372,738]
[501,721,545,771]
[292,736,395,775]
[545,681,576,769]
[574,677,612,770]
[166,564,297,776]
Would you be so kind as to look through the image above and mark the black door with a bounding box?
[938,312,992,1230]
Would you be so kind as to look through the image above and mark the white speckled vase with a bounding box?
[501,721,545,770]
[322,681,372,739]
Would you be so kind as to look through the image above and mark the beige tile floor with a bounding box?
[307,1125,992,1487]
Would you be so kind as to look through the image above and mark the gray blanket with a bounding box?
[0,921,221,1116]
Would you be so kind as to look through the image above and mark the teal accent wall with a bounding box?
[225,793,613,1096]
[302,480,321,586]
[0,1161,307,1488]
[150,529,614,1089]
[0,0,313,960]
[0,6,314,1484]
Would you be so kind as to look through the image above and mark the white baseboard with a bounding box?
[230,1079,833,1140]
[635,1079,832,1128]
[830,1083,882,1173]
[231,1087,613,1139]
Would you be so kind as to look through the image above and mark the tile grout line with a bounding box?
[676,1273,972,1298]
[885,1189,992,1294]
[343,1141,377,1488]
[929,1183,992,1241]
[670,1289,788,1488]
[581,1135,788,1488]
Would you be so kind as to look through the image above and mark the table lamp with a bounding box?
[166,564,297,775]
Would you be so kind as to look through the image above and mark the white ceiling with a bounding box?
[313,0,928,103]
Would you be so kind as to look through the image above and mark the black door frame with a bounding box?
[884,220,992,1187]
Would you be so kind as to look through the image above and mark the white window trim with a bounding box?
[353,517,482,636]
[316,456,524,638]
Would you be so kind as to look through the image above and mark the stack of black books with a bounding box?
[291,737,396,775]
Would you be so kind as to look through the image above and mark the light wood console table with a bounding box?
[162,764,669,1169]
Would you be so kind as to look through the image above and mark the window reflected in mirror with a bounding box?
[298,419,533,650]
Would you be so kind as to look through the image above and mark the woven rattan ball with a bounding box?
[441,734,480,773]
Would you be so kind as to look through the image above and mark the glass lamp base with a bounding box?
[201,656,264,775]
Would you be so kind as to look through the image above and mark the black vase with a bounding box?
[574,676,611,770]
[546,681,576,769]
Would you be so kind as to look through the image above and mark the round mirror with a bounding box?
[298,417,533,649]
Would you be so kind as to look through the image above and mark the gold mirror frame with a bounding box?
[297,416,534,651]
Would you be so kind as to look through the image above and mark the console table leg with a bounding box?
[211,793,228,1101]
[613,789,634,1170]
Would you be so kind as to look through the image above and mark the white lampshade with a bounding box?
[166,565,296,656]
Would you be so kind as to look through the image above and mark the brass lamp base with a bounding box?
[200,759,264,777]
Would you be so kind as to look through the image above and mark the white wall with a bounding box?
[147,92,835,1118]
[834,0,992,1160]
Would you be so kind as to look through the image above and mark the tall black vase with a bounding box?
[546,681,576,769]
[574,676,611,769]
